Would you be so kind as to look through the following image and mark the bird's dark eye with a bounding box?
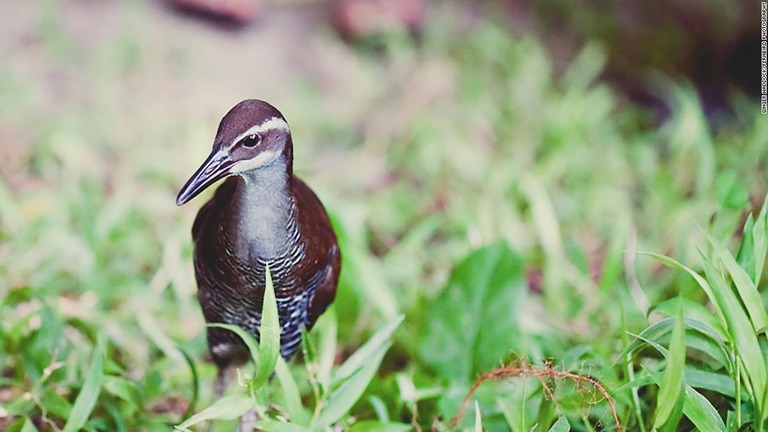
[241,134,261,148]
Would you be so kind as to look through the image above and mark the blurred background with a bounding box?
[0,0,765,430]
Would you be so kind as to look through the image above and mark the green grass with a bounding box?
[1,4,767,431]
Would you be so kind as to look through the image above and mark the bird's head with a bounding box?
[176,99,293,206]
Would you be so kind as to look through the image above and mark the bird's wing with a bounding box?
[291,177,341,330]
[306,243,341,329]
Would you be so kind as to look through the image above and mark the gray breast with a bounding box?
[195,198,312,361]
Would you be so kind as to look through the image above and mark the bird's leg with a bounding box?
[214,366,261,431]
[238,408,259,432]
[213,366,234,400]
[205,367,235,432]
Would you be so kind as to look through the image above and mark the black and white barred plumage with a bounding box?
[178,100,340,373]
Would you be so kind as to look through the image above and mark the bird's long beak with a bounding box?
[176,147,234,206]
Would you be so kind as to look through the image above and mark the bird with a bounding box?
[175,99,341,420]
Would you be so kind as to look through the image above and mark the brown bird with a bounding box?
[176,100,340,422]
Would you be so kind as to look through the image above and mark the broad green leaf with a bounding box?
[315,343,390,429]
[175,393,253,431]
[548,416,570,432]
[653,305,685,429]
[332,314,403,384]
[62,334,105,432]
[420,242,524,382]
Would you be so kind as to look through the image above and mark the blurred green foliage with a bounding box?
[0,2,766,431]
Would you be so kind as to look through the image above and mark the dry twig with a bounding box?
[451,361,622,431]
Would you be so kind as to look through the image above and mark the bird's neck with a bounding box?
[229,157,297,259]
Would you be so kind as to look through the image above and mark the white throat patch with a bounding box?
[230,150,280,173]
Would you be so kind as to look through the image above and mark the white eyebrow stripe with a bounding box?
[229,117,290,148]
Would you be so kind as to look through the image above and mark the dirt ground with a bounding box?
[2,0,344,111]
[1,0,404,197]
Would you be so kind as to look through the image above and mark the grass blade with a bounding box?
[348,421,413,432]
[137,307,187,367]
[254,265,280,388]
[616,316,727,369]
[315,343,390,429]
[700,253,766,402]
[640,253,725,325]
[332,314,403,384]
[548,415,571,432]
[175,393,253,431]
[614,318,675,364]
[704,231,768,333]
[653,304,685,430]
[474,401,482,432]
[751,195,768,286]
[683,385,727,432]
[647,369,726,432]
[274,356,310,425]
[739,193,768,287]
[685,368,737,399]
[315,308,338,391]
[208,265,280,390]
[646,250,766,405]
[208,324,259,367]
[62,334,105,432]
[649,297,727,340]
[736,214,756,281]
